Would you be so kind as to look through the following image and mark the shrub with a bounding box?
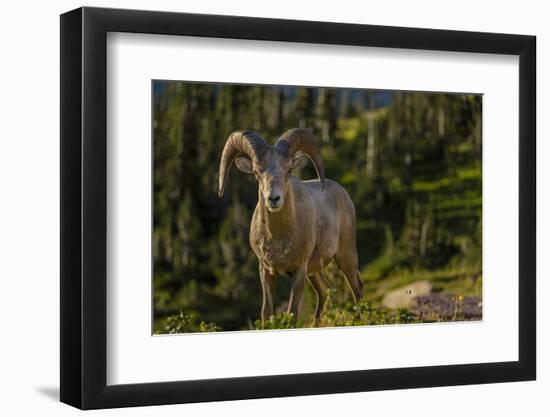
[318,289,418,327]
[254,312,296,330]
[163,311,221,333]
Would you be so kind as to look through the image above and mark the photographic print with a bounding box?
[152,81,482,334]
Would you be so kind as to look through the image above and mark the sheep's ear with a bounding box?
[291,154,309,171]
[235,157,254,174]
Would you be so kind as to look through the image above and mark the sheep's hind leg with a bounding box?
[259,265,276,325]
[334,252,364,303]
[307,272,328,324]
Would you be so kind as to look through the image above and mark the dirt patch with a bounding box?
[411,294,482,321]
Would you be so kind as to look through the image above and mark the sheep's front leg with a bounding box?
[259,265,276,325]
[287,265,307,321]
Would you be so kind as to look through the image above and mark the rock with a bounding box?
[382,280,432,309]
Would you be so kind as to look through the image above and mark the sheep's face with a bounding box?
[235,148,309,213]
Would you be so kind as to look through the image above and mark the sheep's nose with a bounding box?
[268,195,281,204]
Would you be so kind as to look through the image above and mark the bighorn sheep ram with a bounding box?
[218,128,364,324]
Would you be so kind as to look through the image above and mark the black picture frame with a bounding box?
[60,6,536,410]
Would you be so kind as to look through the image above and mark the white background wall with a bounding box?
[0,0,546,415]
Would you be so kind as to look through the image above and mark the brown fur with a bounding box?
[218,129,363,324]
[250,177,363,322]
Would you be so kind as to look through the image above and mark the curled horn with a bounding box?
[218,130,269,197]
[275,128,325,190]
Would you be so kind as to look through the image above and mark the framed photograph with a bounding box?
[60,6,536,409]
